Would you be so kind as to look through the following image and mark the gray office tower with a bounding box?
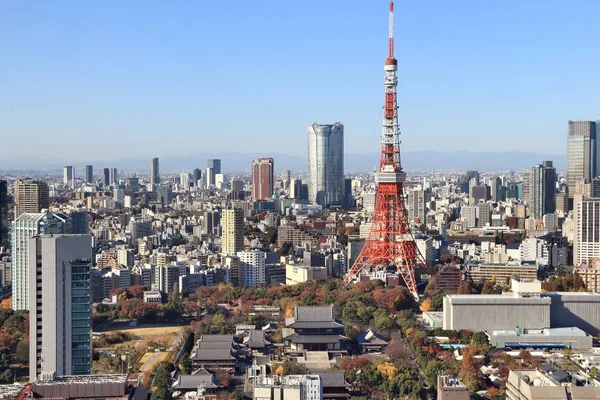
[0,180,7,246]
[70,210,89,234]
[85,165,93,183]
[529,161,556,219]
[157,184,173,207]
[193,169,202,186]
[307,123,344,207]
[103,168,110,185]
[29,234,93,381]
[109,168,118,185]
[63,166,75,188]
[151,157,160,185]
[207,159,221,174]
[567,120,598,196]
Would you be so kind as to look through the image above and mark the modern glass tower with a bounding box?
[151,157,160,185]
[85,165,93,183]
[29,234,92,381]
[529,161,557,219]
[567,120,597,196]
[307,123,344,207]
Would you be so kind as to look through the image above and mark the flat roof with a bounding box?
[492,327,589,338]
[34,374,127,386]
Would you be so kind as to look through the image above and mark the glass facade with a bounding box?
[307,123,344,207]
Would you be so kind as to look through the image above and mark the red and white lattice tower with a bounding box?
[344,0,425,298]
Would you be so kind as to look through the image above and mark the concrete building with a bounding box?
[545,292,600,335]
[102,168,110,185]
[415,236,434,268]
[12,212,71,311]
[0,180,7,246]
[128,218,153,242]
[85,165,93,184]
[434,265,463,292]
[567,120,597,197]
[63,165,75,188]
[156,184,173,207]
[150,157,159,185]
[574,262,600,292]
[207,159,221,174]
[254,375,323,400]
[29,234,93,381]
[222,208,244,255]
[407,188,425,223]
[286,264,327,285]
[464,263,538,284]
[574,195,600,266]
[461,205,477,228]
[252,158,274,202]
[489,327,592,350]
[477,202,492,228]
[155,264,180,293]
[179,172,190,191]
[437,376,469,400]
[529,161,556,219]
[14,179,50,218]
[109,168,118,185]
[307,123,344,207]
[506,369,600,400]
[277,225,319,248]
[238,250,266,287]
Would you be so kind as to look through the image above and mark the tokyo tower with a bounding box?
[344,0,425,298]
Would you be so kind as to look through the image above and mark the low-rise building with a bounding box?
[437,375,469,400]
[143,291,162,303]
[489,327,592,350]
[506,369,600,400]
[464,262,538,284]
[190,335,239,373]
[286,264,327,285]
[283,306,347,355]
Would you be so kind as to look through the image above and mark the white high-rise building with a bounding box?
[574,195,600,266]
[12,212,71,311]
[222,208,244,255]
[29,234,92,381]
[407,188,426,223]
[461,205,477,228]
[307,123,344,207]
[180,172,191,190]
[237,249,266,287]
[63,166,75,188]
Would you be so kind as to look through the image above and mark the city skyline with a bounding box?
[2,1,600,160]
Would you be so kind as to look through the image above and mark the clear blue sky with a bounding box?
[1,0,599,161]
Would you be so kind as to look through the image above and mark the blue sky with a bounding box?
[1,0,599,161]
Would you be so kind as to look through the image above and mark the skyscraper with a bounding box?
[151,158,160,185]
[567,120,597,196]
[221,208,244,255]
[29,234,92,380]
[192,168,202,186]
[252,158,274,201]
[12,212,72,310]
[85,165,93,183]
[407,188,425,223]
[205,167,215,189]
[207,159,221,174]
[14,179,50,218]
[0,180,7,246]
[102,168,110,185]
[281,169,291,190]
[307,123,344,207]
[180,172,191,190]
[574,195,600,266]
[157,184,173,207]
[477,203,492,228]
[109,168,118,185]
[63,165,75,188]
[237,249,266,287]
[529,161,557,219]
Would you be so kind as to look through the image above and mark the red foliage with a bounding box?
[339,355,372,373]
[128,285,145,299]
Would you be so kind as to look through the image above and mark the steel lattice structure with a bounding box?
[343,0,425,298]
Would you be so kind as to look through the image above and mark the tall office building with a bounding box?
[281,170,291,190]
[29,234,92,381]
[180,172,191,190]
[490,177,502,202]
[407,188,425,223]
[63,166,75,188]
[109,168,118,185]
[252,158,274,201]
[205,167,215,189]
[221,208,244,255]
[157,184,173,207]
[567,120,597,196]
[192,168,202,186]
[477,203,492,228]
[462,205,477,228]
[0,181,7,246]
[207,159,221,174]
[14,179,50,218]
[12,212,71,310]
[529,161,557,219]
[85,165,93,183]
[102,168,110,185]
[290,179,303,199]
[574,195,600,266]
[307,123,344,207]
[151,157,160,185]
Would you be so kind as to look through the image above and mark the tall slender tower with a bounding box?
[344,1,424,298]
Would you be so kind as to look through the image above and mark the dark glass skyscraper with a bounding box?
[530,161,557,219]
[85,165,93,183]
[207,159,221,174]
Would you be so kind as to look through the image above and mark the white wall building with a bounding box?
[238,249,266,287]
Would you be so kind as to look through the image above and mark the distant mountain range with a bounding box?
[0,151,565,173]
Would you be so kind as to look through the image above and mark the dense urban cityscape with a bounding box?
[2,1,600,400]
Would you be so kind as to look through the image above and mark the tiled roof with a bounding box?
[295,306,334,322]
[315,371,349,388]
[284,333,346,344]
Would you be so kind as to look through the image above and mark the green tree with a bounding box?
[182,356,192,375]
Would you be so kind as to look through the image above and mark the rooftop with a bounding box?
[492,327,589,338]
[34,374,128,386]
[294,305,334,322]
